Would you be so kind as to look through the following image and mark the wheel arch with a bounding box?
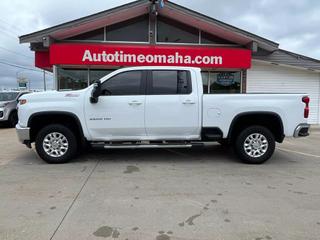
[227,111,285,143]
[8,109,18,126]
[28,111,86,146]
[8,108,17,118]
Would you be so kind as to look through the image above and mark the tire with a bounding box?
[234,125,275,164]
[8,111,18,128]
[35,124,78,164]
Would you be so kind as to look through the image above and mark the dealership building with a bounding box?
[19,0,320,124]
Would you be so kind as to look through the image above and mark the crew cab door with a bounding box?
[85,70,146,141]
[145,70,200,139]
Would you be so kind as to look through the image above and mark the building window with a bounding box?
[106,15,149,42]
[202,71,241,94]
[58,68,88,90]
[201,71,209,93]
[67,28,104,41]
[101,71,143,95]
[149,70,191,95]
[201,31,233,44]
[89,69,115,85]
[157,16,199,44]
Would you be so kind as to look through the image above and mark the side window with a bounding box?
[201,71,241,94]
[157,16,199,44]
[150,70,191,95]
[101,71,143,96]
[67,28,104,41]
[106,15,149,42]
[209,72,241,94]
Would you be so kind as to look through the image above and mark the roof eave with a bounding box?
[19,0,279,52]
[165,2,279,51]
[19,0,149,44]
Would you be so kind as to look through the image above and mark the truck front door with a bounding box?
[85,70,146,141]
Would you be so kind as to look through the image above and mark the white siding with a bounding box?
[247,61,320,124]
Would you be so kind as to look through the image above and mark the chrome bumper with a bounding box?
[294,123,310,138]
[16,124,30,144]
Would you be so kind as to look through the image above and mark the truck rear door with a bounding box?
[145,69,200,140]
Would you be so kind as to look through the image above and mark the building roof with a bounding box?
[164,1,279,50]
[19,0,320,71]
[19,0,278,51]
[253,49,320,72]
[19,0,150,43]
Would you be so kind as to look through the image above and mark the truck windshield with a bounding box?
[0,92,19,101]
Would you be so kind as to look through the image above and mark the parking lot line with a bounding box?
[49,160,100,240]
[277,147,320,158]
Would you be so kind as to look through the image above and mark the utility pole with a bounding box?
[43,70,47,91]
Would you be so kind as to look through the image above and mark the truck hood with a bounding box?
[22,90,87,102]
[24,90,85,97]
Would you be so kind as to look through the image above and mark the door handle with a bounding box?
[182,100,196,105]
[128,101,142,106]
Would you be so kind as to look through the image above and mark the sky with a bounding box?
[0,0,319,90]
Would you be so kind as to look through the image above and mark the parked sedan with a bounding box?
[0,91,30,127]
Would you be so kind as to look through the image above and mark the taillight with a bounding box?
[302,96,310,118]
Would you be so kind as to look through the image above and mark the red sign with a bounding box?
[47,43,251,69]
[35,51,51,69]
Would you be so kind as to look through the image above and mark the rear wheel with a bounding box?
[35,124,77,164]
[234,126,275,164]
[8,111,18,127]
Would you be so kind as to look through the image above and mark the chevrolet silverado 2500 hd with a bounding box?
[16,66,310,164]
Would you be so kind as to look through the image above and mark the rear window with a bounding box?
[149,70,191,95]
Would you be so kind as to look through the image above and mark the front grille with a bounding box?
[0,111,3,118]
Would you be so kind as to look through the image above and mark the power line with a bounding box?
[0,24,20,36]
[0,19,25,33]
[0,26,18,38]
[0,61,53,75]
[0,46,34,59]
[0,60,41,72]
[0,29,19,41]
[0,58,35,69]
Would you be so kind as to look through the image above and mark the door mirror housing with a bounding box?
[90,80,102,103]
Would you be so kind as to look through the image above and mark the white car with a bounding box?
[16,66,310,164]
[0,91,30,127]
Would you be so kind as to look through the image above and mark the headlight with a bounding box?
[19,99,27,105]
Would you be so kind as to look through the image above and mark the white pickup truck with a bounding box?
[16,66,310,164]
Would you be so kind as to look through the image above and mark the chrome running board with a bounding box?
[103,144,193,149]
[90,141,206,149]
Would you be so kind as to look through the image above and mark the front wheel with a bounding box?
[35,124,78,164]
[8,111,18,127]
[234,126,275,164]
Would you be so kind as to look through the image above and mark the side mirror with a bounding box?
[90,80,102,104]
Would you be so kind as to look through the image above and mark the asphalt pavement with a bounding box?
[0,127,320,240]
